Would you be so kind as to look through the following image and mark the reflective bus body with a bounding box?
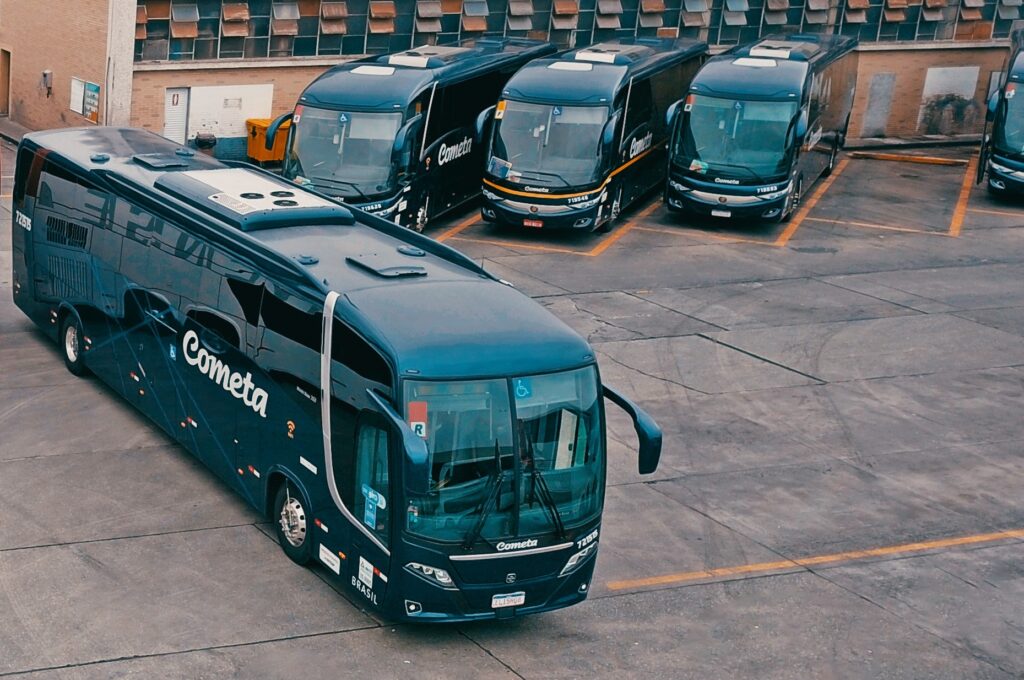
[980,29,1024,196]
[11,127,661,622]
[479,38,707,232]
[267,38,556,231]
[665,35,857,222]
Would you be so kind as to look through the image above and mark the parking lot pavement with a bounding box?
[2,139,1023,678]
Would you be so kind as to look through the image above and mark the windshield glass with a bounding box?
[677,95,798,180]
[284,105,403,198]
[994,89,1024,155]
[488,101,609,188]
[404,366,603,544]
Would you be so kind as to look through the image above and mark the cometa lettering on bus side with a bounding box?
[182,329,269,417]
[438,137,472,166]
[628,132,653,160]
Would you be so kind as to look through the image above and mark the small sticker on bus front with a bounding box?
[359,556,374,587]
[408,401,428,438]
[491,592,526,609]
[319,544,341,575]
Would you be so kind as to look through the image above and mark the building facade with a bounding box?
[0,0,1017,155]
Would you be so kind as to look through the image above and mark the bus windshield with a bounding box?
[404,366,603,544]
[994,91,1024,156]
[488,101,609,188]
[677,95,798,180]
[284,105,403,199]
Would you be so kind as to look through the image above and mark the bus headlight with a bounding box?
[756,182,791,202]
[559,542,598,576]
[482,189,504,202]
[989,160,1024,179]
[570,192,605,211]
[668,180,690,193]
[406,562,457,589]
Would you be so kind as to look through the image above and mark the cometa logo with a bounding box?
[182,329,269,417]
[629,132,653,160]
[438,136,472,166]
[496,539,539,551]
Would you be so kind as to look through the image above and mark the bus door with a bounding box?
[323,293,394,609]
[619,78,658,207]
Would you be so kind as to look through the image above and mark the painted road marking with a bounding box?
[774,158,849,247]
[633,224,772,246]
[587,200,660,257]
[949,154,978,238]
[435,213,481,243]
[606,527,1024,592]
[804,216,952,236]
[967,206,1024,218]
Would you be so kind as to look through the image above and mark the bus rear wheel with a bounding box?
[61,314,89,377]
[274,483,313,565]
[822,141,839,177]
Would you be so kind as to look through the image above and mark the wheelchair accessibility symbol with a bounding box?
[514,378,532,400]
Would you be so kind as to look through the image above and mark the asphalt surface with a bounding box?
[1,141,1022,679]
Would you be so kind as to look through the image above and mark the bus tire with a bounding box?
[60,313,89,377]
[782,177,803,223]
[274,482,313,565]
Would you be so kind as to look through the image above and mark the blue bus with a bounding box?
[479,38,707,232]
[665,35,857,222]
[264,38,556,231]
[11,127,661,622]
[980,28,1024,197]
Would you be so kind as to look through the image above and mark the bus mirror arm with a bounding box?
[602,385,662,475]
[393,114,424,156]
[665,100,682,129]
[987,90,1000,122]
[265,112,293,151]
[475,105,496,145]
[794,109,809,144]
[365,389,431,496]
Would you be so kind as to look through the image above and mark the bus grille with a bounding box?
[47,255,91,300]
[46,216,89,249]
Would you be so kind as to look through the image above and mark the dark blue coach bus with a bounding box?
[980,28,1024,197]
[264,38,556,232]
[665,35,857,222]
[11,127,661,622]
[479,38,707,232]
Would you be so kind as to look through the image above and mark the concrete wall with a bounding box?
[850,43,1007,140]
[0,0,112,129]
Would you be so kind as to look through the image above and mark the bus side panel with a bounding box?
[10,146,45,331]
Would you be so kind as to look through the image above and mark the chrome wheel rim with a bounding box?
[65,324,79,363]
[279,493,307,548]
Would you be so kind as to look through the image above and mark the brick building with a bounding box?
[0,0,1016,155]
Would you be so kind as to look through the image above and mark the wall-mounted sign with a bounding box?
[70,77,101,123]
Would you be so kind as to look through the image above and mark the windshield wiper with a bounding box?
[462,440,506,550]
[686,158,766,185]
[308,175,370,202]
[512,168,572,188]
[518,420,566,540]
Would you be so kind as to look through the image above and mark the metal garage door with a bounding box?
[163,87,190,144]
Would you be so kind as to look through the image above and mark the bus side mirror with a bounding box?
[393,114,424,156]
[665,100,682,129]
[265,112,293,151]
[475,105,496,145]
[366,389,431,496]
[602,384,662,475]
[795,108,809,142]
[987,90,1000,122]
[601,111,621,164]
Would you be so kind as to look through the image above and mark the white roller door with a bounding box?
[164,87,190,144]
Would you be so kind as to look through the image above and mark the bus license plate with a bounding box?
[523,219,543,228]
[491,592,526,609]
[711,209,731,218]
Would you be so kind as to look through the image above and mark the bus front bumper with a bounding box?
[481,192,607,230]
[665,181,789,221]
[393,557,597,623]
[987,160,1024,195]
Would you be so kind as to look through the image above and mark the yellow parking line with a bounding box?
[774,158,849,247]
[606,527,1024,592]
[847,151,968,167]
[967,207,1022,218]
[586,199,661,257]
[803,216,951,236]
[435,213,481,243]
[949,154,978,238]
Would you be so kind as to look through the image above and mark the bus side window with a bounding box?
[12,147,42,210]
[187,309,241,349]
[624,80,654,138]
[354,420,391,546]
[331,320,392,385]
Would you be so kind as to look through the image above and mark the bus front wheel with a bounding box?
[274,483,313,565]
[782,177,803,223]
[60,314,89,377]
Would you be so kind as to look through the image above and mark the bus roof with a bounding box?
[691,34,857,100]
[502,37,708,105]
[22,127,593,379]
[299,37,556,111]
